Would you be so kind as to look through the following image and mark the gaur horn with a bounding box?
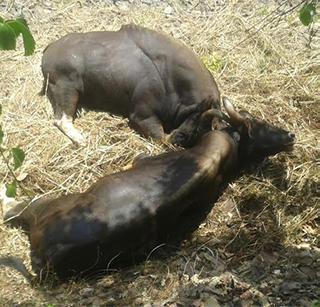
[222,97,245,126]
[200,108,226,122]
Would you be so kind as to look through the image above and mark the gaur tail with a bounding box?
[38,73,48,96]
[0,256,34,283]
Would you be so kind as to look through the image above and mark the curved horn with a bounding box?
[222,97,245,126]
[200,109,225,122]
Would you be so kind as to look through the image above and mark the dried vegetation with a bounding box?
[0,0,319,306]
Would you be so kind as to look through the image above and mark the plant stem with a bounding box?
[0,147,33,203]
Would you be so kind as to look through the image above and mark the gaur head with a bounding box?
[222,97,295,162]
[169,97,223,147]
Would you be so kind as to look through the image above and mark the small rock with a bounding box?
[16,172,28,181]
[233,297,240,304]
[97,276,115,288]
[80,297,94,305]
[202,296,221,307]
[79,287,94,297]
[97,292,109,299]
[92,298,102,307]
[259,282,269,292]
[191,274,201,285]
[260,296,270,306]
[119,290,128,298]
[296,243,311,249]
[192,299,202,307]
[280,281,301,293]
[240,290,253,300]
[298,298,313,306]
[208,276,220,288]
[164,6,174,15]
[116,3,129,10]
[313,246,320,254]
[181,274,190,282]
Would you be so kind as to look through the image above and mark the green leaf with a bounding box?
[5,181,17,197]
[312,300,320,307]
[6,19,35,55]
[15,17,28,27]
[202,54,223,73]
[0,104,2,114]
[299,3,316,26]
[0,17,4,23]
[0,22,16,50]
[0,126,3,145]
[11,147,25,170]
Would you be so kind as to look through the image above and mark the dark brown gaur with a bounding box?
[39,24,221,147]
[0,98,295,281]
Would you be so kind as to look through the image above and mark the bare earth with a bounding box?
[0,0,319,306]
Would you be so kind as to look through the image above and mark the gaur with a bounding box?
[40,24,221,147]
[1,98,295,281]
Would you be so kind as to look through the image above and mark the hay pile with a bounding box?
[0,0,319,305]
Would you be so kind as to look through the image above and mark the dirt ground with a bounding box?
[0,0,319,306]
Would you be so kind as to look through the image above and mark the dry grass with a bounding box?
[0,0,319,305]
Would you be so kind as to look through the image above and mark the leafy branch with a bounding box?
[299,1,318,26]
[0,16,35,199]
[0,16,35,55]
[299,1,318,47]
[0,109,31,199]
[237,0,318,47]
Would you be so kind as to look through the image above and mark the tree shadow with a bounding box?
[1,157,318,306]
[174,243,320,307]
[171,156,319,306]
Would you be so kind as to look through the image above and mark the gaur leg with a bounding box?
[47,81,85,146]
[129,114,165,141]
[167,117,197,147]
[167,97,218,147]
[129,79,166,141]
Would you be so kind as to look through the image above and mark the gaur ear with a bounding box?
[197,96,214,113]
[211,117,228,130]
[200,108,225,124]
[239,110,252,119]
[244,118,253,138]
